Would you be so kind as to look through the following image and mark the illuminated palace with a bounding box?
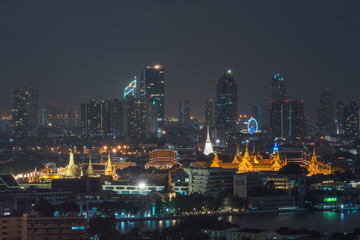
[209,144,331,176]
[28,151,135,183]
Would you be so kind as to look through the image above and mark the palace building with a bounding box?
[301,146,331,176]
[145,149,180,169]
[208,143,330,176]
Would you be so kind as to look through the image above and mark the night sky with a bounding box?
[1,1,360,118]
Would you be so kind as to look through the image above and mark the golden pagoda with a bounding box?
[65,150,77,178]
[87,154,95,177]
[104,152,113,176]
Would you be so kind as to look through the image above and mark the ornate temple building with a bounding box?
[207,143,331,176]
[301,146,331,176]
[145,149,180,169]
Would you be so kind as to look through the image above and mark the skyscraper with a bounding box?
[336,101,345,135]
[215,70,237,135]
[317,89,334,135]
[270,100,305,139]
[81,100,112,137]
[179,99,190,126]
[112,98,123,138]
[124,96,146,140]
[344,101,360,139]
[271,74,287,101]
[11,87,38,137]
[140,64,165,136]
[205,98,215,128]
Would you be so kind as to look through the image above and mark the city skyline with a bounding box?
[1,1,360,118]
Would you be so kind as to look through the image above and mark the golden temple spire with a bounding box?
[210,151,222,168]
[87,154,95,177]
[65,150,77,178]
[310,145,318,164]
[104,152,113,176]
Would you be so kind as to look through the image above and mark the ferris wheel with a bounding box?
[247,118,258,134]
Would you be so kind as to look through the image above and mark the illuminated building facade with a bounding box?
[11,87,38,137]
[140,64,165,136]
[205,98,215,128]
[81,100,112,136]
[271,73,287,101]
[145,149,179,169]
[179,99,190,126]
[270,100,305,140]
[215,70,237,135]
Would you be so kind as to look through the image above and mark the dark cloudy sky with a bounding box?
[1,0,360,118]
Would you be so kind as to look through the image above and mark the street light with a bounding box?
[138,182,146,195]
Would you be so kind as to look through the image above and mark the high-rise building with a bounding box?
[205,98,215,128]
[11,87,38,137]
[40,108,50,127]
[336,101,345,135]
[271,74,287,102]
[270,100,305,139]
[179,99,190,126]
[215,70,237,135]
[140,64,165,136]
[47,98,67,128]
[81,100,112,136]
[124,96,146,140]
[317,89,334,135]
[68,105,80,128]
[344,101,360,139]
[112,98,123,138]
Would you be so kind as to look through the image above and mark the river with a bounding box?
[116,210,360,234]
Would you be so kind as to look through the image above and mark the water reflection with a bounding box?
[116,211,360,234]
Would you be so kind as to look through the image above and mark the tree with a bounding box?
[278,163,309,175]
[57,201,80,216]
[34,199,54,217]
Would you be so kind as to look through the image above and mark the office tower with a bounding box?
[68,106,80,128]
[336,101,345,135]
[47,98,66,128]
[179,99,190,126]
[270,100,305,139]
[40,108,50,127]
[124,96,146,140]
[215,69,237,134]
[81,100,112,137]
[317,89,334,135]
[11,87,38,137]
[271,74,287,101]
[344,101,360,139]
[205,98,215,128]
[140,64,165,136]
[112,98,123,137]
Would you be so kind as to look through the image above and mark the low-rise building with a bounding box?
[0,214,87,240]
[184,168,236,196]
